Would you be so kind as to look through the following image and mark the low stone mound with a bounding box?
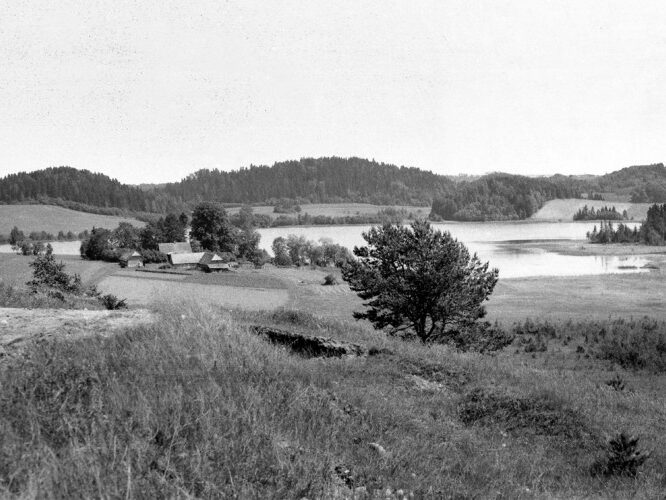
[250,325,367,358]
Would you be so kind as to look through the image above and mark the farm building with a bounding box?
[119,250,144,268]
[168,252,206,269]
[158,242,192,254]
[198,252,237,272]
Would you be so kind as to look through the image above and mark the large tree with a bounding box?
[190,202,237,252]
[342,220,499,343]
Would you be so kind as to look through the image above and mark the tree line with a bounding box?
[573,205,628,221]
[587,203,666,244]
[4,160,666,222]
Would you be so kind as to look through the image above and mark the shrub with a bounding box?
[590,433,650,477]
[27,245,82,295]
[99,294,127,310]
[322,274,338,286]
[446,321,514,353]
[140,249,168,264]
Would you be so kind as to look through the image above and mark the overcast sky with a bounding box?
[1,1,665,184]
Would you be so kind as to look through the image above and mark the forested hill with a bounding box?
[1,159,665,221]
[587,163,666,202]
[0,167,156,213]
[429,173,584,221]
[160,157,452,206]
[0,158,455,213]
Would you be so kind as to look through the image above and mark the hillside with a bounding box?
[530,199,652,221]
[0,205,144,236]
[2,160,666,222]
[0,167,156,212]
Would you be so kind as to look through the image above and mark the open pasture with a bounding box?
[0,253,117,288]
[531,199,652,221]
[97,273,289,310]
[0,204,144,235]
[228,202,429,219]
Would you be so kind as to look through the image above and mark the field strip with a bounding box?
[97,276,289,310]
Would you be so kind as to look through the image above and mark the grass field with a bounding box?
[97,273,290,310]
[0,204,144,235]
[228,203,430,219]
[0,253,118,288]
[531,199,652,221]
[3,239,666,496]
[1,300,664,498]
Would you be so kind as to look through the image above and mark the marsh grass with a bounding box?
[1,303,665,498]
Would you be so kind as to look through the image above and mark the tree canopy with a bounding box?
[342,220,499,342]
[190,202,238,253]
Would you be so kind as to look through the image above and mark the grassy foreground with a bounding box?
[1,303,665,498]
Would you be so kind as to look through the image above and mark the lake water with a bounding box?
[0,221,648,279]
[256,221,648,279]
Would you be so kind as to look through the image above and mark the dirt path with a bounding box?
[0,307,155,354]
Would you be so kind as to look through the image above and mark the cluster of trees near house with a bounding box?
[587,203,666,244]
[573,205,628,221]
[79,203,269,265]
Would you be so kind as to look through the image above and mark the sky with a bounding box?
[1,0,666,184]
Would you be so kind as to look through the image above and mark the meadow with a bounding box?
[228,203,430,219]
[1,299,664,498]
[0,204,144,235]
[1,241,666,497]
[531,199,653,222]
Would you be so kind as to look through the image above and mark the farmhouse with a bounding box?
[119,250,144,268]
[168,252,206,269]
[198,251,237,272]
[158,242,192,254]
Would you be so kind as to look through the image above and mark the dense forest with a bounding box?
[429,173,582,221]
[579,163,666,202]
[0,167,155,212]
[2,160,666,222]
[587,204,666,245]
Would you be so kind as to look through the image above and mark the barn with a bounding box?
[198,251,237,272]
[119,250,144,268]
[168,252,206,269]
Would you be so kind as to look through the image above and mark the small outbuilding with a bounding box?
[119,250,144,268]
[198,251,237,272]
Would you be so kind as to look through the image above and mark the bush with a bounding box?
[140,249,168,264]
[322,274,338,286]
[27,245,82,295]
[446,321,514,353]
[590,433,650,477]
[99,294,127,310]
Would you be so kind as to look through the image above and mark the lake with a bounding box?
[0,221,648,279]
[256,221,647,279]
